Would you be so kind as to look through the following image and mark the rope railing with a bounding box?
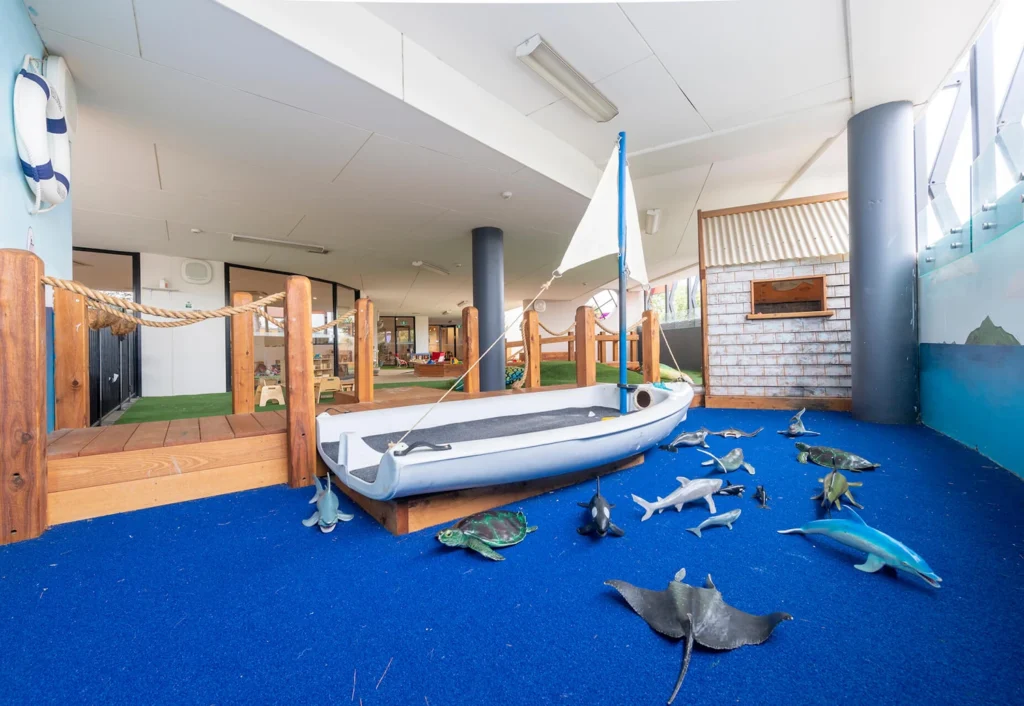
[538,321,575,337]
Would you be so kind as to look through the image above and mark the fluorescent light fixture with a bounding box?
[231,234,327,254]
[645,209,662,235]
[516,34,618,123]
[412,260,450,276]
[457,300,469,307]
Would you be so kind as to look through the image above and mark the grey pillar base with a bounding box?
[847,101,919,424]
[472,227,505,392]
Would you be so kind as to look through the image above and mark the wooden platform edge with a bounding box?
[326,453,645,536]
[704,394,850,411]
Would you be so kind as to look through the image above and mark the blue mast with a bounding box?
[617,131,628,415]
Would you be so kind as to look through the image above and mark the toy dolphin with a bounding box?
[605,570,791,704]
[687,508,741,538]
[577,477,624,538]
[660,428,710,451]
[697,448,755,474]
[778,509,941,588]
[631,477,722,521]
[303,474,354,533]
[777,408,820,437]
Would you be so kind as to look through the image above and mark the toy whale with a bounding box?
[577,476,624,538]
[631,477,722,521]
[778,509,941,588]
[687,508,741,538]
[697,448,755,474]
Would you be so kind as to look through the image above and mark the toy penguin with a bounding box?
[578,477,624,538]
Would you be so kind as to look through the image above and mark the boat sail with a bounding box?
[315,133,693,501]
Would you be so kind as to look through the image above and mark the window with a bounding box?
[747,275,833,320]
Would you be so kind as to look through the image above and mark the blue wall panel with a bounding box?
[921,343,1024,479]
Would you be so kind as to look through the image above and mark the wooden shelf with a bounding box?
[746,310,835,320]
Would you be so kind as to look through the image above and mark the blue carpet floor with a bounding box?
[2,408,1023,705]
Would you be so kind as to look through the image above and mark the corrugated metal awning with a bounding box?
[702,196,849,267]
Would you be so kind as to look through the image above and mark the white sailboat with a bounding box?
[316,134,693,501]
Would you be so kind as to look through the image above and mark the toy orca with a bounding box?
[578,477,624,537]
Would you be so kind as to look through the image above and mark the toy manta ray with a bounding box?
[605,569,792,704]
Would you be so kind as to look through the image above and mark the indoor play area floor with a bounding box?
[2,408,1021,705]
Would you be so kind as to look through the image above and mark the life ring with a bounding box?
[14,56,71,214]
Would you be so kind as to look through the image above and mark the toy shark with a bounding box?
[303,474,354,533]
[687,508,741,538]
[577,476,624,538]
[778,509,941,588]
[697,448,755,474]
[777,408,821,437]
[632,477,722,521]
[660,428,710,451]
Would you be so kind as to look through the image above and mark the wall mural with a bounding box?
[919,225,1024,477]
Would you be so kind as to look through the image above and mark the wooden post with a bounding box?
[355,298,374,403]
[284,276,314,488]
[230,291,254,414]
[629,337,638,363]
[567,333,575,362]
[611,335,619,363]
[461,306,480,394]
[575,306,596,387]
[53,288,89,429]
[642,309,660,384]
[597,337,606,364]
[0,249,47,544]
[523,309,541,388]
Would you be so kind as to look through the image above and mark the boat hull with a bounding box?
[316,383,693,501]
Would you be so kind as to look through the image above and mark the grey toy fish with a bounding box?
[687,508,742,538]
[660,428,710,451]
[303,474,354,533]
[707,427,763,439]
[754,485,770,509]
[777,408,821,438]
[697,448,755,474]
[632,476,722,521]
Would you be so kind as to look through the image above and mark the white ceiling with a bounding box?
[26,0,994,315]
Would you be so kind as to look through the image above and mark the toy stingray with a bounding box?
[606,569,792,704]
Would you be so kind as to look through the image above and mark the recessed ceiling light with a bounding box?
[190,228,203,234]
[501,191,512,200]
[516,34,619,123]
[457,300,468,307]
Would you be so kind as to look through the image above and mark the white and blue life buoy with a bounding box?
[13,55,75,214]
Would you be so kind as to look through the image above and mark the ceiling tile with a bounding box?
[25,0,141,57]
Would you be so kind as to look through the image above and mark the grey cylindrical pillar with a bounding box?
[847,101,919,424]
[472,227,505,392]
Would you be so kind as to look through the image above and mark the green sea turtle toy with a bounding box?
[436,510,537,561]
[795,443,879,471]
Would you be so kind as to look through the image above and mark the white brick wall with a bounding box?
[706,255,851,398]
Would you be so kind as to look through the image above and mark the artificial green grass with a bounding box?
[115,361,679,424]
[116,393,235,424]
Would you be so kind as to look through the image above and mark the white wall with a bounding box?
[140,254,227,397]
[414,316,430,355]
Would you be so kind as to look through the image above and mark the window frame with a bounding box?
[746,274,835,320]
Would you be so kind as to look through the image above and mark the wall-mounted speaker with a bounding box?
[180,259,213,285]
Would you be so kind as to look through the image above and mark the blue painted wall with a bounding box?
[919,223,1024,478]
[2,0,73,431]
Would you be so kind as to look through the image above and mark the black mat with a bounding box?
[320,406,619,485]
